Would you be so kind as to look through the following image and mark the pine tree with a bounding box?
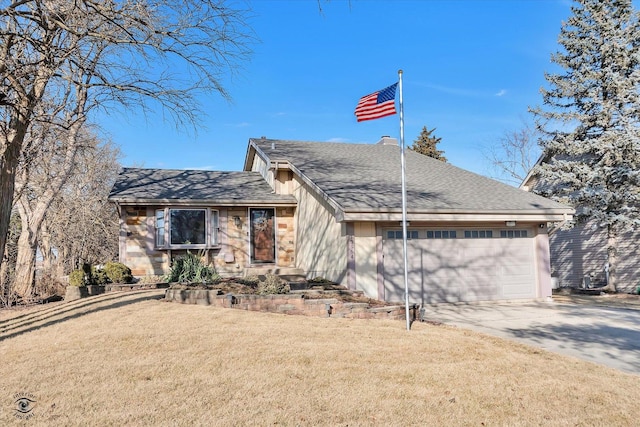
[530,0,640,292]
[410,126,447,162]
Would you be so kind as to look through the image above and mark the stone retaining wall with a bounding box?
[164,289,418,321]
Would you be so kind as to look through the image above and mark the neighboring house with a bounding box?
[522,162,639,293]
[109,137,573,304]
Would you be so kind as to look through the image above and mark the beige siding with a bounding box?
[293,176,346,284]
[533,228,552,298]
[251,153,274,188]
[354,222,378,297]
[550,223,639,292]
[275,170,294,195]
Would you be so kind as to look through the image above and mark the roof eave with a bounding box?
[108,197,297,207]
[336,209,574,223]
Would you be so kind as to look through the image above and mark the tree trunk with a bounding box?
[40,221,60,277]
[603,225,618,293]
[0,247,11,305]
[0,137,23,276]
[12,218,38,299]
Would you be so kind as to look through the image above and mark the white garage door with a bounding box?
[383,228,536,304]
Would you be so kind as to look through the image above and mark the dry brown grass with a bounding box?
[1,290,638,426]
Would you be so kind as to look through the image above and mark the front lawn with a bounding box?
[0,290,638,426]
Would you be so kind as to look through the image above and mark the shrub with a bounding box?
[104,262,133,284]
[308,276,332,284]
[91,267,110,285]
[68,269,87,287]
[257,273,289,295]
[237,275,260,287]
[168,252,218,284]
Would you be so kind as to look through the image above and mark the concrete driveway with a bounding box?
[423,299,640,375]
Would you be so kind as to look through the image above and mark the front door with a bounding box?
[250,208,275,264]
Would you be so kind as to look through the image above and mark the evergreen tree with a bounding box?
[410,126,447,161]
[530,0,640,292]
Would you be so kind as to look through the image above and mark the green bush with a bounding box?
[104,262,133,284]
[69,269,86,287]
[257,273,289,295]
[168,252,218,284]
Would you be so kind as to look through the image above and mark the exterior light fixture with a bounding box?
[233,216,242,228]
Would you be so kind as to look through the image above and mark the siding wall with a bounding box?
[293,175,347,284]
[354,222,378,297]
[550,223,639,292]
[251,154,273,188]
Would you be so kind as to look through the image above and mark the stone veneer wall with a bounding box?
[275,207,295,267]
[165,289,418,321]
[120,206,296,279]
[121,207,168,276]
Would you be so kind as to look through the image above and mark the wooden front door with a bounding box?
[250,208,275,264]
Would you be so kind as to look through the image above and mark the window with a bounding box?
[155,210,165,247]
[464,230,493,238]
[426,230,457,239]
[500,230,528,238]
[170,209,206,245]
[386,230,419,239]
[155,208,219,248]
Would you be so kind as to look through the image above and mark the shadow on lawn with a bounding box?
[0,290,165,342]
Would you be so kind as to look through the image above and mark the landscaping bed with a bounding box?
[165,278,414,320]
[167,277,389,307]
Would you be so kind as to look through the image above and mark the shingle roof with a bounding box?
[249,138,572,214]
[109,168,296,205]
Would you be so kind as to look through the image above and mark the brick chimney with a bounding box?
[376,136,398,145]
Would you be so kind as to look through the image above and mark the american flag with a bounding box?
[354,83,398,122]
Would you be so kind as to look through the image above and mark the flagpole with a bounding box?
[398,69,410,331]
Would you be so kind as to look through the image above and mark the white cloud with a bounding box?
[495,89,507,97]
[326,137,350,143]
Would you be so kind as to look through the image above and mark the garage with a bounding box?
[382,227,536,304]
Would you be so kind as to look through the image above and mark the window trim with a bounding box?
[155,207,220,250]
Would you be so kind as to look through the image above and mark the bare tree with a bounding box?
[13,115,119,298]
[484,121,541,186]
[42,138,121,278]
[0,0,253,275]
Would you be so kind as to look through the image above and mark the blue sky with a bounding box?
[99,0,578,181]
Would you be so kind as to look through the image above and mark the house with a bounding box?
[109,137,574,304]
[522,162,639,293]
